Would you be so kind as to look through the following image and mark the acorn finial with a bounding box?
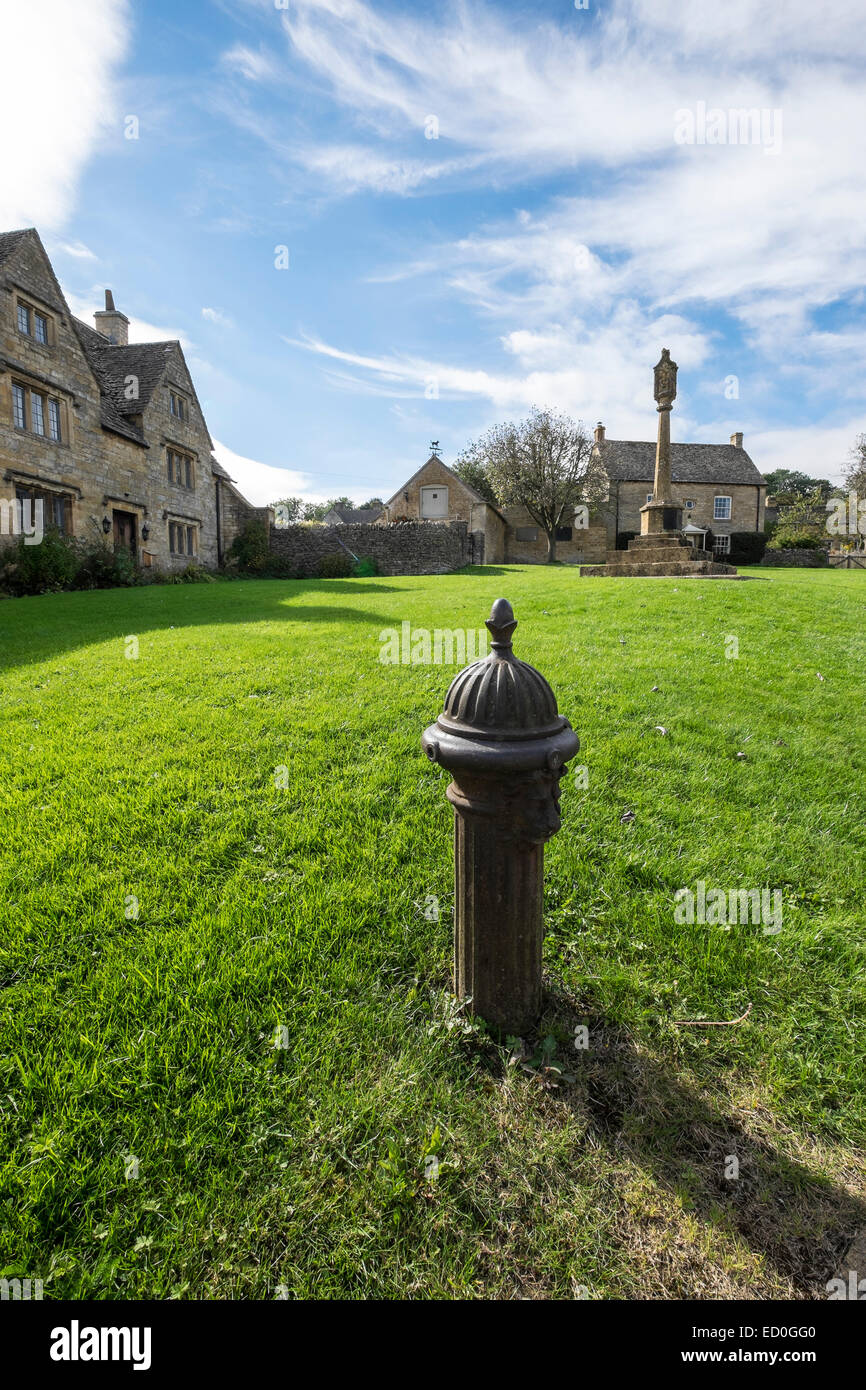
[486,598,517,652]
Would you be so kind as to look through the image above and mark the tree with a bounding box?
[361,497,385,510]
[763,468,834,504]
[270,495,304,524]
[451,454,501,507]
[460,407,604,562]
[843,433,866,496]
[767,488,828,550]
[302,496,354,522]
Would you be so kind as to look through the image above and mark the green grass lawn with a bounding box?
[1,565,864,1300]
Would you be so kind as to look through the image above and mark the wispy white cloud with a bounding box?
[0,0,130,230]
[201,306,233,328]
[744,423,862,486]
[296,144,480,195]
[287,308,714,432]
[221,43,278,83]
[259,0,865,467]
[213,440,335,507]
[50,239,99,261]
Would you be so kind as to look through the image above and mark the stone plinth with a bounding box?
[640,500,683,535]
[581,532,738,578]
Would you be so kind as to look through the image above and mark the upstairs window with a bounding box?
[16,300,52,344]
[31,392,45,435]
[167,449,194,489]
[11,380,64,441]
[170,390,187,421]
[714,495,732,521]
[685,499,695,509]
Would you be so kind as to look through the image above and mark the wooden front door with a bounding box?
[112,510,137,557]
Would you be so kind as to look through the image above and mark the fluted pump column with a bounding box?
[421,599,579,1036]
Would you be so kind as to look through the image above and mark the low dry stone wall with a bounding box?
[761,548,829,568]
[269,519,470,576]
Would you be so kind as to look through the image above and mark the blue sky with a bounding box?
[4,0,865,503]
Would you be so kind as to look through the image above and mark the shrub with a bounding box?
[317,551,352,578]
[767,527,824,551]
[728,531,768,564]
[73,540,138,590]
[228,520,270,573]
[0,529,79,596]
[167,562,216,584]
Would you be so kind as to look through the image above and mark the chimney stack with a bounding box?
[94,289,129,346]
[730,431,743,448]
[594,421,605,444]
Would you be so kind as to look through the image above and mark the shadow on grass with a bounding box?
[0,577,406,674]
[453,565,535,577]
[531,985,864,1296]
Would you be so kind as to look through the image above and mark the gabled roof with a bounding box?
[72,318,181,444]
[0,229,32,265]
[597,439,765,486]
[326,504,384,524]
[386,454,505,518]
[3,226,250,502]
[70,318,216,453]
[0,229,147,445]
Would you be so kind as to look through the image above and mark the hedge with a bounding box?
[728,531,768,564]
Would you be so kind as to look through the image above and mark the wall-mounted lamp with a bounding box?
[101,515,112,535]
[141,522,150,542]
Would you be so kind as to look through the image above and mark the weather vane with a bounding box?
[430,439,440,455]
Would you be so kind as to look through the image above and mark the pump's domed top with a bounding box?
[439,598,562,740]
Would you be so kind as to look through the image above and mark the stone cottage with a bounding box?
[383,452,507,563]
[0,227,265,570]
[592,423,766,557]
[383,449,608,565]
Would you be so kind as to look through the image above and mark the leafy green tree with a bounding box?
[459,407,603,562]
[764,469,833,504]
[300,496,353,522]
[767,489,828,550]
[450,453,501,507]
[270,496,304,524]
[843,433,866,496]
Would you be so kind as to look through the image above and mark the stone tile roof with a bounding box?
[598,439,765,486]
[327,504,384,524]
[72,317,180,444]
[0,229,32,264]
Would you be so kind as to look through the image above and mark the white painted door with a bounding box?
[420,485,448,518]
